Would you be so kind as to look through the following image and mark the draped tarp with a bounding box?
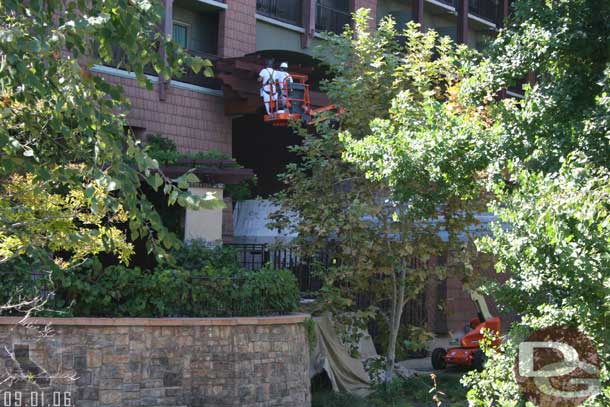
[309,315,373,397]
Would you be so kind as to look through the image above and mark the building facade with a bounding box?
[96,0,516,333]
[97,0,513,159]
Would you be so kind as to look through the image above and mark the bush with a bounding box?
[311,391,371,407]
[0,242,300,318]
[311,374,468,407]
[0,255,55,307]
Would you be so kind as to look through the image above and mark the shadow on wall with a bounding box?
[232,113,301,197]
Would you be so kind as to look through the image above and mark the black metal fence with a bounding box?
[0,246,427,325]
[228,243,327,293]
[256,0,303,26]
[227,243,428,327]
[99,43,221,90]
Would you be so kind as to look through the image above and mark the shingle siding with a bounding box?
[100,73,232,155]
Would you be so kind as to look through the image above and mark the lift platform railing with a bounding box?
[263,74,311,126]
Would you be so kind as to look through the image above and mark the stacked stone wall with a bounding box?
[0,316,310,407]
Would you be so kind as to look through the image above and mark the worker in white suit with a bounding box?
[258,59,277,116]
[275,62,293,111]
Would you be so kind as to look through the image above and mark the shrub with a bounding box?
[0,255,55,307]
[0,242,300,318]
[311,374,468,407]
[311,391,371,407]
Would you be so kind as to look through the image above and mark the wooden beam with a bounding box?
[412,0,424,31]
[301,0,317,48]
[527,71,536,87]
[159,0,173,101]
[457,0,468,45]
[224,96,260,115]
[498,0,509,28]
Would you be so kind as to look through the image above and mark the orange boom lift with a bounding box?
[431,291,502,371]
[263,73,341,126]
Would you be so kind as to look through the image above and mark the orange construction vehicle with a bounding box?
[431,291,501,372]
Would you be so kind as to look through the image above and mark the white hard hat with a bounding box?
[280,62,288,68]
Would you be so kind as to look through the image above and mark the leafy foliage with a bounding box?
[0,241,300,317]
[311,372,468,407]
[462,327,529,407]
[145,134,237,166]
[0,0,218,271]
[341,0,610,404]
[146,134,258,201]
[272,10,483,380]
[456,1,610,405]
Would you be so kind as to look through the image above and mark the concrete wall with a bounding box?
[184,185,224,243]
[0,315,311,407]
[377,0,412,28]
[256,20,306,54]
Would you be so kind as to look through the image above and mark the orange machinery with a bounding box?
[263,73,310,126]
[262,73,341,126]
[431,291,501,372]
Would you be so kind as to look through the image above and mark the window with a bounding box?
[171,3,221,89]
[172,22,189,49]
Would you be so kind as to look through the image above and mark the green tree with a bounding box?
[463,1,610,405]
[272,10,486,380]
[0,0,218,272]
[341,1,610,405]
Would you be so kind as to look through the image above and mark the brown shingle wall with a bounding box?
[100,73,232,155]
[444,258,518,334]
[219,0,257,58]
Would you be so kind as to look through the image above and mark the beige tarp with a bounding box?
[309,315,373,397]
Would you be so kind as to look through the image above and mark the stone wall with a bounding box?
[0,315,310,407]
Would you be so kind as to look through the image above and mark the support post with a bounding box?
[498,0,509,28]
[527,71,536,87]
[159,0,173,101]
[457,0,468,45]
[412,0,424,31]
[301,0,317,48]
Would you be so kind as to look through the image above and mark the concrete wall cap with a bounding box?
[0,313,310,327]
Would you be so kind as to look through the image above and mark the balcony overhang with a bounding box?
[215,53,329,115]
[162,159,255,185]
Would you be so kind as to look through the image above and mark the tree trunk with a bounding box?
[385,267,407,382]
[385,317,398,382]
